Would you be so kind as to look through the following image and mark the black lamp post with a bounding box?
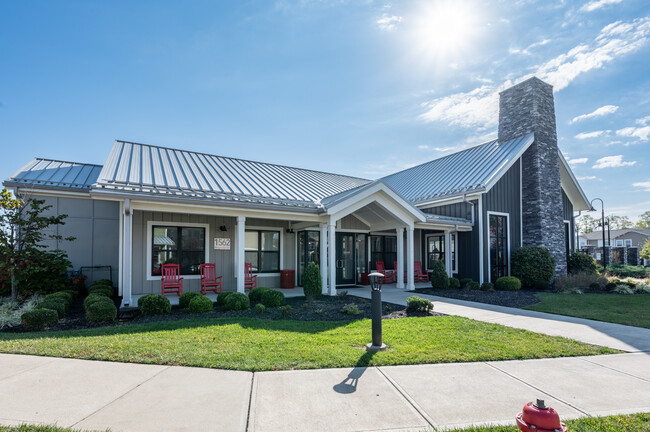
[590,198,607,267]
[367,272,387,352]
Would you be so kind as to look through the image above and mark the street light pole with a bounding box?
[591,198,606,268]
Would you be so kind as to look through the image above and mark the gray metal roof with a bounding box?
[381,134,534,204]
[93,141,371,208]
[4,158,102,191]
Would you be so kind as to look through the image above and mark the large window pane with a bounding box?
[261,251,280,272]
[245,251,259,272]
[261,231,280,251]
[246,230,281,273]
[152,225,205,276]
[245,231,258,251]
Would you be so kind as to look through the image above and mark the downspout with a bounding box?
[574,210,582,252]
[461,193,475,224]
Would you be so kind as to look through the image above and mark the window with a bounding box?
[489,214,509,282]
[370,236,396,270]
[297,231,320,285]
[426,235,445,270]
[451,233,458,274]
[625,239,632,247]
[152,226,205,276]
[616,239,623,247]
[245,230,280,273]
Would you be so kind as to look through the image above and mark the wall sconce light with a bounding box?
[286,228,295,234]
[220,225,227,232]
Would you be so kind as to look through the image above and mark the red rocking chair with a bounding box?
[200,263,223,295]
[414,261,429,282]
[244,262,257,290]
[376,261,396,284]
[161,263,183,296]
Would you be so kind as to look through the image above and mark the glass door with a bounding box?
[297,231,320,285]
[336,233,355,285]
[355,234,367,284]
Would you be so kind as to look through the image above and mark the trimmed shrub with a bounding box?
[88,285,113,298]
[588,282,602,291]
[449,278,460,289]
[534,280,551,291]
[466,281,480,290]
[635,283,650,294]
[460,278,473,289]
[511,246,555,288]
[480,282,493,291]
[340,303,362,315]
[224,292,250,311]
[86,301,117,323]
[261,290,285,308]
[248,287,270,302]
[255,303,266,314]
[62,289,79,301]
[21,309,59,331]
[47,291,73,305]
[495,276,521,291]
[84,294,111,310]
[567,251,597,275]
[279,305,293,318]
[406,296,433,312]
[606,265,645,278]
[36,297,67,318]
[613,285,634,295]
[605,282,618,291]
[138,294,171,316]
[302,262,322,299]
[216,292,234,306]
[179,292,201,309]
[189,295,213,313]
[429,260,449,289]
[91,279,114,287]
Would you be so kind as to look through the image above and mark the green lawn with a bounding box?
[445,412,650,431]
[524,293,650,328]
[0,316,616,371]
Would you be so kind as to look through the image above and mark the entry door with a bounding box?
[336,233,355,285]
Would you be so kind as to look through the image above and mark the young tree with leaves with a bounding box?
[0,188,73,301]
[576,214,598,233]
[635,211,650,229]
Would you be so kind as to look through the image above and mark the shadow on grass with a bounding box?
[332,351,377,394]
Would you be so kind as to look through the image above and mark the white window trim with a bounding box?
[564,220,571,251]
[616,239,624,247]
[486,211,511,283]
[243,225,283,277]
[146,221,210,282]
[451,232,458,274]
[625,239,632,247]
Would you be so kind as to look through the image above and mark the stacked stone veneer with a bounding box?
[498,77,567,277]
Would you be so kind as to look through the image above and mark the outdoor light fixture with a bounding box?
[286,228,295,234]
[219,225,227,232]
[367,271,387,352]
[590,198,607,267]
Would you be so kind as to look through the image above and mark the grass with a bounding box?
[0,316,616,371]
[444,412,650,431]
[524,293,650,328]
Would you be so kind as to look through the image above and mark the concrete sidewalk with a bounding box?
[346,285,650,352]
[0,353,649,431]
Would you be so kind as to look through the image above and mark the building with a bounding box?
[580,228,650,248]
[3,77,591,307]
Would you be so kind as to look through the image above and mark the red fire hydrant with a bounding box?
[516,399,567,432]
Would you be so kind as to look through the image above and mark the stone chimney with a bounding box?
[498,77,567,277]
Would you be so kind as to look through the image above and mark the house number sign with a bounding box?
[214,238,231,251]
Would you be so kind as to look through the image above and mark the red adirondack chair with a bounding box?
[161,263,183,296]
[376,261,396,284]
[200,263,222,295]
[414,261,429,282]
[244,262,257,290]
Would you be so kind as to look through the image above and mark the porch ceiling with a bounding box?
[352,202,396,226]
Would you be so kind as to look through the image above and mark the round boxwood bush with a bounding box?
[188,295,213,313]
[302,262,322,299]
[248,287,271,302]
[255,303,266,314]
[36,297,67,318]
[62,289,79,301]
[21,309,59,331]
[224,292,250,311]
[86,300,117,323]
[179,292,201,309]
[605,282,618,291]
[406,296,433,312]
[89,279,113,288]
[495,276,522,291]
[84,294,111,310]
[48,291,74,304]
[511,246,555,288]
[480,282,493,291]
[216,291,234,306]
[138,294,171,316]
[466,281,480,290]
[88,285,113,298]
[567,251,597,275]
[460,278,473,289]
[430,259,449,289]
[449,278,460,289]
[261,290,285,308]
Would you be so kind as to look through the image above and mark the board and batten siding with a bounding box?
[132,212,295,295]
[562,189,574,251]
[339,214,370,230]
[32,195,119,284]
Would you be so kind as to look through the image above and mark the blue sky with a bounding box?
[1,0,649,220]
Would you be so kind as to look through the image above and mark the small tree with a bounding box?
[0,188,73,301]
[302,261,322,299]
[641,238,650,261]
[430,259,449,289]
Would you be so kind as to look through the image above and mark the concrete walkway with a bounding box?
[0,352,649,431]
[346,285,650,352]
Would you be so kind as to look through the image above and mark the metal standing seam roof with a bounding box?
[3,158,103,191]
[92,140,372,208]
[380,134,534,203]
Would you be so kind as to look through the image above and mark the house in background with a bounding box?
[4,77,591,307]
[581,228,650,248]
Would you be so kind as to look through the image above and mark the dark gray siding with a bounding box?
[562,189,574,251]
[482,159,522,282]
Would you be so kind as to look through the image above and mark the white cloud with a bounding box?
[377,14,402,31]
[420,17,650,129]
[633,180,650,191]
[434,146,457,152]
[580,0,622,13]
[617,125,650,141]
[570,105,618,123]
[636,116,650,126]
[567,157,588,165]
[577,175,597,180]
[592,155,637,168]
[510,39,552,55]
[417,145,429,150]
[575,130,608,139]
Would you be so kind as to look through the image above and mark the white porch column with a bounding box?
[396,227,405,289]
[328,221,337,296]
[121,199,133,307]
[236,216,246,293]
[319,223,328,295]
[444,230,452,277]
[406,226,415,291]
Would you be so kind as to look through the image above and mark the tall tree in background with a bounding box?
[608,215,633,230]
[0,188,72,301]
[576,214,598,233]
[635,211,650,229]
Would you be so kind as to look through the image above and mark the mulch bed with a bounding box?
[2,294,444,333]
[415,287,541,308]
